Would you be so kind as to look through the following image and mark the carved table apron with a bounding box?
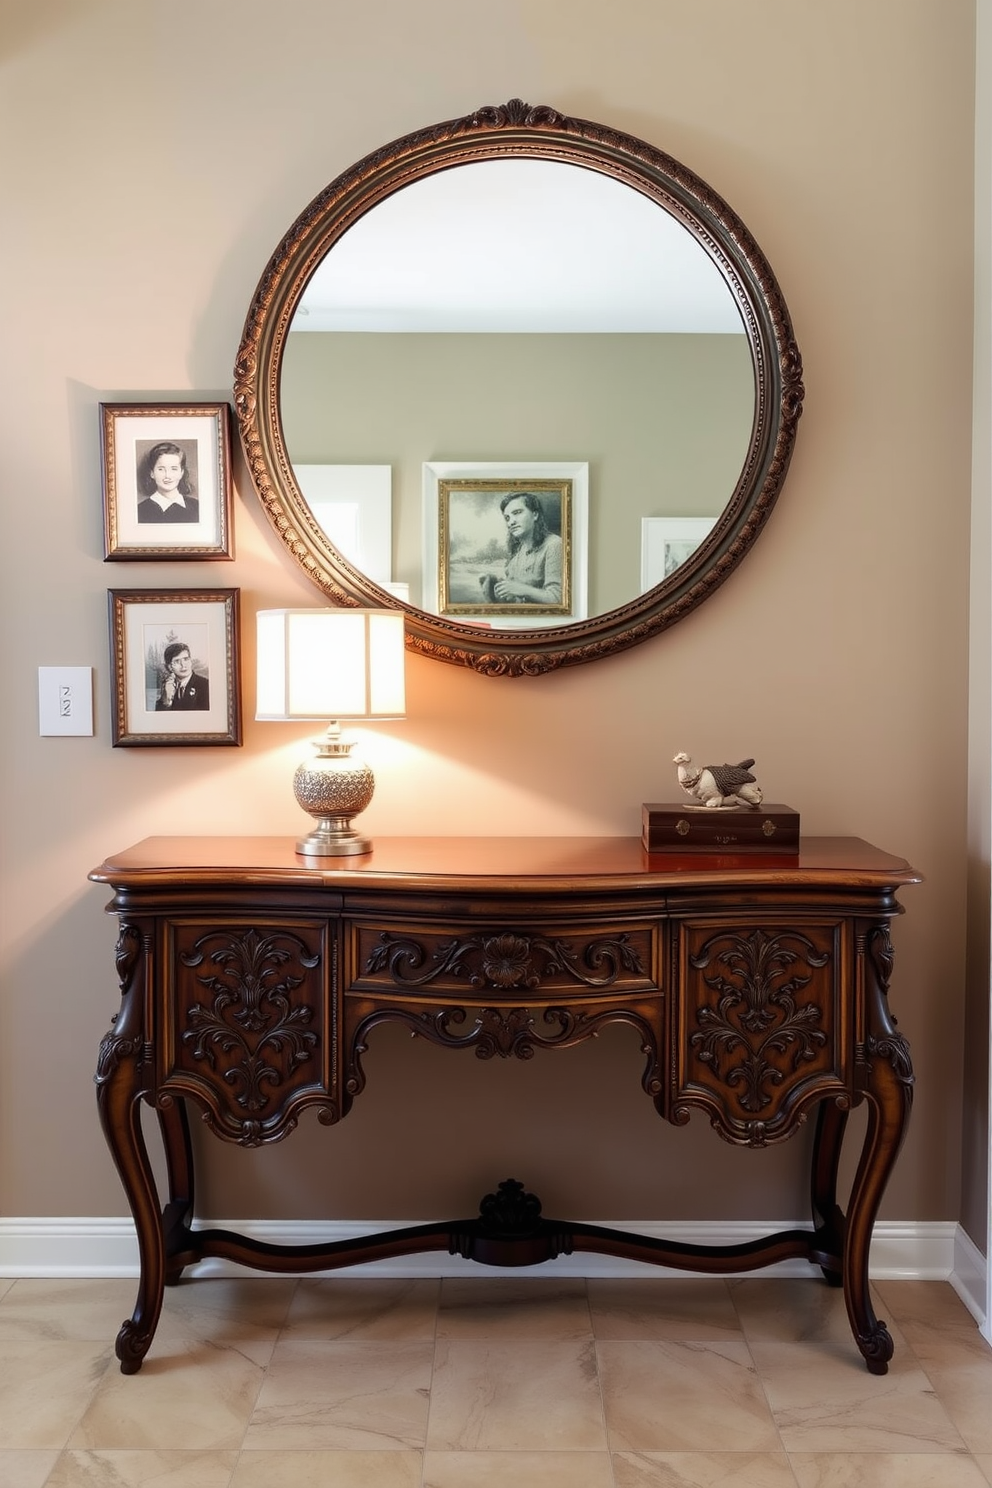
[90,835,919,1374]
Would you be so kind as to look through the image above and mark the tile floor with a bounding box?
[0,1272,990,1486]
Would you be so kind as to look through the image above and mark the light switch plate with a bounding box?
[38,666,94,736]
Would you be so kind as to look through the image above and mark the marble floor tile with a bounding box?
[437,1276,592,1339]
[730,1277,902,1349]
[789,1452,990,1487]
[152,1277,297,1365]
[69,1341,264,1452]
[231,1448,424,1487]
[895,1324,992,1454]
[750,1338,966,1453]
[588,1279,742,1342]
[0,1277,294,1364]
[598,1340,780,1453]
[873,1280,981,1332]
[0,1450,60,1488]
[0,1341,112,1449]
[426,1338,607,1451]
[243,1339,432,1450]
[611,1450,799,1488]
[9,1273,992,1484]
[45,1449,239,1487]
[423,1449,615,1486]
[0,1279,141,1344]
[283,1278,439,1340]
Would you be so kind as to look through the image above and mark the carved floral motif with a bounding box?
[180,928,319,1114]
[689,928,830,1113]
[478,1178,543,1233]
[364,929,645,990]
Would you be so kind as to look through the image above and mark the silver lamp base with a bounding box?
[292,724,375,856]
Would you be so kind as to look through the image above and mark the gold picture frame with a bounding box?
[422,462,588,626]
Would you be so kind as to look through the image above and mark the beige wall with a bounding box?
[0,2,979,1231]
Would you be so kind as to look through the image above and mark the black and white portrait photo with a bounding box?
[145,629,211,713]
[135,440,201,525]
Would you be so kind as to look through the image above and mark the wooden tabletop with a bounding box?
[89,836,921,893]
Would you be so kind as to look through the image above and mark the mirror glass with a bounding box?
[280,159,754,618]
[235,101,803,674]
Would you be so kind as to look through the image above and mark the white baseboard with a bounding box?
[951,1221,989,1329]
[0,1216,965,1283]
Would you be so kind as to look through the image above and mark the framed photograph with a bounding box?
[101,402,234,560]
[108,589,242,746]
[423,461,588,626]
[640,516,717,591]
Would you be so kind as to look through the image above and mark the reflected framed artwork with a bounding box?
[292,464,392,585]
[108,588,242,746]
[640,516,717,591]
[422,461,588,627]
[101,402,234,560]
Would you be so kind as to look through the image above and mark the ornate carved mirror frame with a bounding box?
[235,100,804,677]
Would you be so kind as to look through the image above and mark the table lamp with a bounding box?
[256,607,406,856]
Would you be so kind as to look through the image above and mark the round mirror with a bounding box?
[235,100,803,676]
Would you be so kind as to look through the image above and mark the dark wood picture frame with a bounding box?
[102,402,234,560]
[109,588,242,747]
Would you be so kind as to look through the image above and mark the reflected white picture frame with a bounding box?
[640,516,717,591]
[294,465,392,585]
[423,461,588,627]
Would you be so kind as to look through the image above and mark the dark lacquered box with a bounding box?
[641,802,800,855]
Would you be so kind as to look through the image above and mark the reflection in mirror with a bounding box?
[280,160,754,616]
[235,100,803,674]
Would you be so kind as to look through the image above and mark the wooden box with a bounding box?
[641,802,800,855]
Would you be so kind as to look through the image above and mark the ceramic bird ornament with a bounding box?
[673,752,764,809]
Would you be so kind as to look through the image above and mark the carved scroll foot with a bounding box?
[858,1320,895,1376]
[116,1318,155,1375]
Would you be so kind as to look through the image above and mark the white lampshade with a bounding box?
[256,608,406,722]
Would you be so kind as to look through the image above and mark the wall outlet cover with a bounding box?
[38,666,94,736]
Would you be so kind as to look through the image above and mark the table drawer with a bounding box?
[346,919,659,1001]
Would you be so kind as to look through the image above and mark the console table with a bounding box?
[90,835,918,1374]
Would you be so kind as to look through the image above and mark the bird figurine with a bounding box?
[673,752,764,809]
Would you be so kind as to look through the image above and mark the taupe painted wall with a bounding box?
[282,331,754,613]
[0,2,979,1232]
